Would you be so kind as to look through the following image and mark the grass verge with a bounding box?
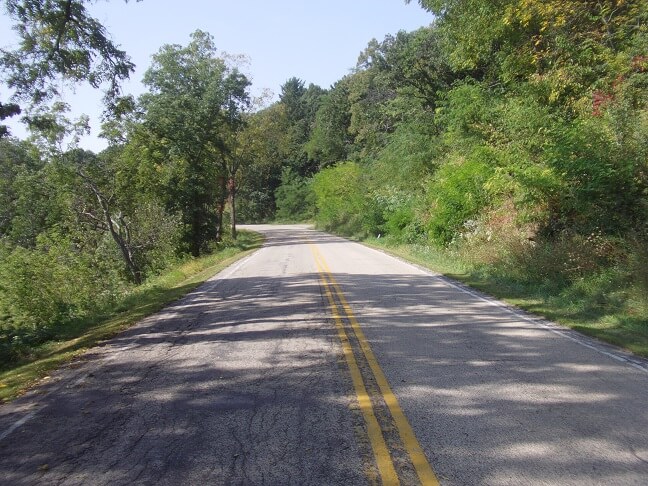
[0,230,263,403]
[363,237,648,359]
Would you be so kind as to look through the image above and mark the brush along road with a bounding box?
[1,224,647,485]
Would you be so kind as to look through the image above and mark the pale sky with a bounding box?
[1,0,433,151]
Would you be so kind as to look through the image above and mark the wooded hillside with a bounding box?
[1,0,647,364]
[245,0,648,352]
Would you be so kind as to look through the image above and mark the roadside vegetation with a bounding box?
[0,231,262,402]
[364,237,648,358]
[1,0,647,380]
[1,16,262,385]
[263,1,648,356]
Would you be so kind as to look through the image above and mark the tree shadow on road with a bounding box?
[1,270,647,485]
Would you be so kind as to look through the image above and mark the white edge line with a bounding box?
[0,410,37,442]
[360,241,648,376]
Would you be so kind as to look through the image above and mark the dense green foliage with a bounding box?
[135,30,250,254]
[0,231,262,401]
[1,0,139,136]
[1,0,647,366]
[0,26,252,365]
[250,0,647,347]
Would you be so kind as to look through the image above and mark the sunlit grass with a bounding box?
[0,231,263,402]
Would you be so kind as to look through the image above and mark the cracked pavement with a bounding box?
[1,224,648,485]
[0,226,367,485]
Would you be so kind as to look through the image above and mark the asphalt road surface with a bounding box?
[1,224,647,485]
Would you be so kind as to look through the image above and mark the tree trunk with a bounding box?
[79,171,142,284]
[228,177,237,239]
[191,208,201,257]
[216,175,226,241]
[104,210,142,284]
[112,213,142,285]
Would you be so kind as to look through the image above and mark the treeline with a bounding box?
[238,1,648,333]
[1,0,647,362]
[0,31,254,362]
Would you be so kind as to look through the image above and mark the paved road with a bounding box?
[1,224,647,485]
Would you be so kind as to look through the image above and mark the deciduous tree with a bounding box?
[1,0,139,133]
[138,30,250,254]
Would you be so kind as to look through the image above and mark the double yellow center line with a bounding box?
[310,244,439,486]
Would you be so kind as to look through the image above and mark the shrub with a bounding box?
[312,162,366,235]
[425,152,494,245]
[275,167,316,222]
[0,232,127,362]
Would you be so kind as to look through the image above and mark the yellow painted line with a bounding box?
[313,245,440,486]
[310,245,400,486]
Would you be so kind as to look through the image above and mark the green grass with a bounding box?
[364,236,648,359]
[0,231,263,402]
